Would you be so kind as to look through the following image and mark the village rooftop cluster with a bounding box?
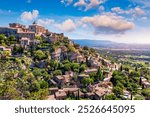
[1,22,148,100]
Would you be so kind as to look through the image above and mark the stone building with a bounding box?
[0,27,18,37]
[29,22,47,36]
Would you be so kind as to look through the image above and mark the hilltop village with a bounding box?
[0,22,149,100]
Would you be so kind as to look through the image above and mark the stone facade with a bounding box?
[0,22,46,39]
[29,23,47,36]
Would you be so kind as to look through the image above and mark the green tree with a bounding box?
[81,77,94,86]
[96,67,104,81]
[111,71,129,87]
[35,36,42,41]
[142,88,150,99]
[49,60,58,70]
[0,34,6,45]
[29,81,40,92]
[135,66,138,72]
[63,63,71,71]
[129,71,140,78]
[0,50,11,59]
[105,94,117,100]
[83,46,89,50]
[79,64,87,73]
[113,86,123,97]
[134,95,145,100]
[71,63,79,72]
[39,80,48,89]
[120,65,123,71]
[8,35,17,44]
[53,70,62,76]
[34,50,47,60]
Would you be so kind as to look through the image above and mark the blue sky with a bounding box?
[0,0,150,44]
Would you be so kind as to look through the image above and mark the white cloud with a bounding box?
[55,19,76,32]
[134,7,145,15]
[99,6,105,11]
[73,0,106,11]
[111,7,133,14]
[81,13,134,34]
[111,7,145,17]
[85,0,105,11]
[131,0,150,8]
[37,19,54,26]
[21,10,39,21]
[74,0,87,7]
[61,0,73,6]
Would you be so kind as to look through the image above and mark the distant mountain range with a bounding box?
[72,39,150,50]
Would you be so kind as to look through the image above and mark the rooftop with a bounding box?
[55,90,67,98]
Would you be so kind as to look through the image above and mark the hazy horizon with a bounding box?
[72,38,150,45]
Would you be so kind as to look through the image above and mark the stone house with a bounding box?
[87,82,112,100]
[110,63,119,71]
[94,90,106,100]
[0,22,48,41]
[17,32,35,40]
[78,74,89,82]
[49,88,59,95]
[29,22,47,36]
[70,52,85,63]
[102,59,111,68]
[84,69,98,74]
[87,57,101,68]
[20,37,31,47]
[103,71,112,79]
[43,32,63,43]
[123,90,131,99]
[0,27,18,37]
[0,46,11,52]
[0,23,36,40]
[54,90,67,100]
[9,23,26,29]
[53,75,71,87]
[65,71,74,77]
[140,77,150,88]
[143,82,150,88]
[63,88,79,97]
[85,93,95,99]
[48,79,57,87]
[47,95,56,100]
[51,48,62,61]
[73,90,85,98]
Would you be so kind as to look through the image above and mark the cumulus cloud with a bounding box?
[73,0,106,11]
[131,0,150,8]
[111,7,133,14]
[85,0,105,11]
[134,7,145,15]
[74,0,87,7]
[81,13,134,34]
[55,19,76,32]
[37,19,54,26]
[111,7,145,16]
[99,6,105,11]
[21,10,39,21]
